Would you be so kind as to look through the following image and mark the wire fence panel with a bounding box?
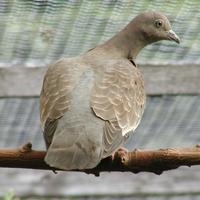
[0,96,199,149]
[0,0,199,66]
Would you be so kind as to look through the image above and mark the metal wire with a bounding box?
[0,96,199,149]
[0,0,199,66]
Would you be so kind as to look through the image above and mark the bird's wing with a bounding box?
[40,59,76,147]
[91,61,146,157]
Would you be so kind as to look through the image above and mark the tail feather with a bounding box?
[45,129,102,170]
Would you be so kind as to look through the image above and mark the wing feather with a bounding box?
[91,61,145,157]
[40,59,76,147]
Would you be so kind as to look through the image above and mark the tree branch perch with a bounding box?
[0,143,200,176]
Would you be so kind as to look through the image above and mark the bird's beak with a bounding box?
[166,30,180,44]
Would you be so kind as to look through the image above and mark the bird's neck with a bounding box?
[101,22,147,61]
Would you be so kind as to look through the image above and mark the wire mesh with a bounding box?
[0,96,199,149]
[0,0,199,66]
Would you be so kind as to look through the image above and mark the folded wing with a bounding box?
[91,62,146,157]
[40,59,74,147]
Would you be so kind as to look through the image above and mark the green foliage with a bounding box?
[1,190,20,200]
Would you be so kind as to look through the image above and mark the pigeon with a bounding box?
[40,11,180,170]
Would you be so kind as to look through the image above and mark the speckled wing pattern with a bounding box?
[40,60,73,147]
[91,61,146,157]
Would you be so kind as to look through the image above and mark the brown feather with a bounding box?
[40,58,83,147]
[91,61,146,157]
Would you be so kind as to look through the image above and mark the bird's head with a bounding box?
[132,11,180,45]
[100,11,180,60]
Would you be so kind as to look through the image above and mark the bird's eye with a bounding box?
[155,19,163,28]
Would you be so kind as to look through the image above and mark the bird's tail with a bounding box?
[44,127,102,170]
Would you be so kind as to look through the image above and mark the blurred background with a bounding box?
[0,0,199,199]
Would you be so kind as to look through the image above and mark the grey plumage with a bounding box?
[40,11,180,170]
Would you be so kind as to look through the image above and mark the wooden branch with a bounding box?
[0,143,200,176]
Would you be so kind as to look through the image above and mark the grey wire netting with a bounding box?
[0,0,199,66]
[0,96,199,150]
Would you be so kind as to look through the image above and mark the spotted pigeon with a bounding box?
[40,11,180,170]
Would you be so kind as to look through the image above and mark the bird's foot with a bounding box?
[112,147,129,163]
